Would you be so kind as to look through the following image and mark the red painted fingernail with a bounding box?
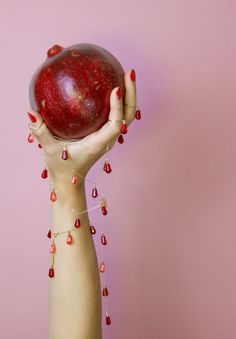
[130,69,136,81]
[116,87,121,99]
[28,112,37,123]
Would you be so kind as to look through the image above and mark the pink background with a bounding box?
[1,0,236,338]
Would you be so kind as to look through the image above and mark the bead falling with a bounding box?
[118,135,124,144]
[121,120,128,134]
[71,175,78,185]
[90,225,96,235]
[48,267,55,278]
[50,190,57,202]
[101,234,107,246]
[66,232,73,245]
[74,218,81,228]
[92,187,98,198]
[103,161,112,174]
[27,132,34,143]
[100,261,105,273]
[41,167,48,179]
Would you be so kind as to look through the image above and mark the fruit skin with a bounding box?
[29,43,125,140]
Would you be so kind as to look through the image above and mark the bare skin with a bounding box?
[28,69,137,339]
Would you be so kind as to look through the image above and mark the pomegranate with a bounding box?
[29,43,125,140]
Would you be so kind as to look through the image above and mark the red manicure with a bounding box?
[28,112,37,123]
[116,87,121,99]
[130,69,136,81]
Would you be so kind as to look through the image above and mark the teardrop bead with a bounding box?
[102,286,109,297]
[90,225,96,235]
[74,218,81,228]
[47,230,52,239]
[135,109,141,120]
[92,187,98,198]
[118,135,124,144]
[100,261,105,273]
[71,175,78,185]
[50,191,57,202]
[41,168,48,179]
[103,161,112,174]
[121,121,128,134]
[66,232,73,245]
[101,234,107,245]
[106,313,111,326]
[27,132,34,143]
[101,206,107,215]
[62,149,68,160]
[48,267,55,278]
[38,143,42,149]
[50,242,56,253]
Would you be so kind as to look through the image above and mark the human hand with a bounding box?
[27,69,138,191]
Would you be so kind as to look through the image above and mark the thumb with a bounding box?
[27,110,56,148]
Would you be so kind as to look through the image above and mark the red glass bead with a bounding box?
[62,149,68,160]
[121,121,128,134]
[103,161,112,174]
[48,267,54,278]
[102,286,109,297]
[101,234,107,245]
[118,134,124,144]
[50,191,57,202]
[50,242,56,253]
[38,143,42,149]
[71,175,78,185]
[66,232,73,245]
[106,313,111,326]
[135,109,141,120]
[27,132,34,143]
[41,168,48,179]
[90,225,96,235]
[92,187,98,198]
[101,206,107,215]
[74,218,81,228]
[100,261,105,273]
[47,230,51,239]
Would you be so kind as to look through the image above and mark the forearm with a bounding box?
[48,182,102,339]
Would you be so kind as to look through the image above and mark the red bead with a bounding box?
[90,225,96,235]
[100,261,105,273]
[27,132,34,143]
[50,242,56,253]
[135,109,141,120]
[101,234,107,245]
[101,206,107,215]
[41,168,48,179]
[106,314,111,326]
[121,121,128,134]
[74,218,81,228]
[71,175,78,185]
[103,161,112,174]
[47,230,52,239]
[48,267,54,278]
[50,191,57,202]
[66,232,73,245]
[38,143,42,149]
[118,135,124,144]
[102,286,109,297]
[92,187,98,198]
[62,149,68,160]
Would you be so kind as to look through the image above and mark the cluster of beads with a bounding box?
[27,103,142,327]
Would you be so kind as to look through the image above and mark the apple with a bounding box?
[29,43,125,140]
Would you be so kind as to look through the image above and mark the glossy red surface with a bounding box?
[29,43,125,140]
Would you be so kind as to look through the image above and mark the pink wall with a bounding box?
[1,0,236,338]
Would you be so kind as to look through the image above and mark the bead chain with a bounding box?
[27,104,142,327]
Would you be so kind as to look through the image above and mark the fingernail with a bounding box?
[116,87,121,100]
[28,112,37,123]
[130,69,136,81]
